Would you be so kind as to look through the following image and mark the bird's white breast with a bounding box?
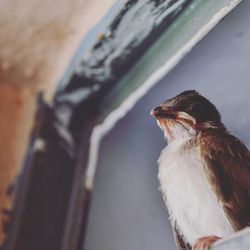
[158,139,234,245]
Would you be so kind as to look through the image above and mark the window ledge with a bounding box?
[213,228,250,250]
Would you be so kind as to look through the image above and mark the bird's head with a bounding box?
[151,90,223,142]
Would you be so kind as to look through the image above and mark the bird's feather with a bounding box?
[199,129,250,231]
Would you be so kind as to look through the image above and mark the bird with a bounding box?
[150,90,250,250]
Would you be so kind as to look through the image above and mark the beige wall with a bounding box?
[0,0,116,244]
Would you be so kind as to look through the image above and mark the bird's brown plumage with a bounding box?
[152,90,250,250]
[199,128,250,231]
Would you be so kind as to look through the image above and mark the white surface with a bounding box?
[213,227,250,250]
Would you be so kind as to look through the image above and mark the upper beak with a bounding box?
[150,106,161,117]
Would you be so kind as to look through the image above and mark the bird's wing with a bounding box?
[172,222,192,250]
[200,130,250,231]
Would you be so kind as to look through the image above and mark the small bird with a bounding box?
[151,90,250,250]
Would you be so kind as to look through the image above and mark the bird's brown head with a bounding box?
[151,90,222,141]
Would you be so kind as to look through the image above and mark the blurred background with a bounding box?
[0,0,117,245]
[0,0,249,250]
[84,1,250,250]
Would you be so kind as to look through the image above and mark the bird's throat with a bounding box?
[157,118,196,142]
